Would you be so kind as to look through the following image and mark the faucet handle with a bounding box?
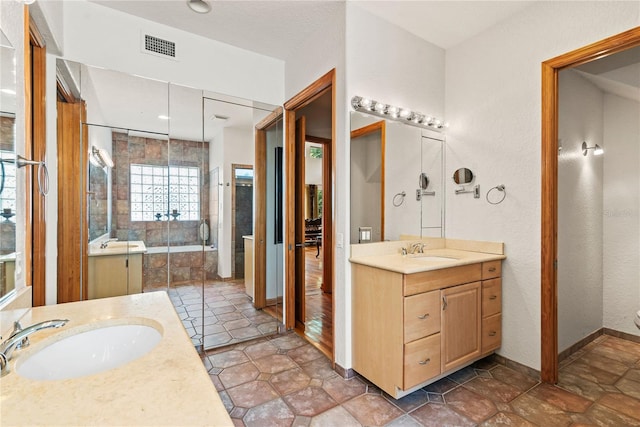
[12,321,29,350]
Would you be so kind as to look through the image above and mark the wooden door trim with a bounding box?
[541,26,640,384]
[23,6,33,290]
[284,69,336,360]
[350,120,386,241]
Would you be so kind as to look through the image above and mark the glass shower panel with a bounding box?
[420,134,445,238]
[168,83,206,349]
[202,94,283,350]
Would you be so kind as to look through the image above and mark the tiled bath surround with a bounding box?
[0,116,15,255]
[109,131,214,286]
[110,131,210,247]
[143,249,218,288]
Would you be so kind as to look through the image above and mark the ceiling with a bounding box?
[91,0,536,56]
[574,45,640,103]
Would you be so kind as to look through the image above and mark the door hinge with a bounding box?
[553,259,557,270]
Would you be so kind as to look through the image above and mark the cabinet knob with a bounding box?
[488,267,496,272]
[488,331,497,337]
[417,313,430,320]
[489,295,497,300]
[418,358,431,365]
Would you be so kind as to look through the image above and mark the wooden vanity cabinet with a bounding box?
[88,254,143,299]
[352,259,502,398]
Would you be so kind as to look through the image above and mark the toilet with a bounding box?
[635,311,640,329]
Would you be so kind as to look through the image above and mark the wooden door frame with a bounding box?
[350,120,386,241]
[284,69,335,351]
[24,6,47,305]
[541,26,640,383]
[254,107,283,310]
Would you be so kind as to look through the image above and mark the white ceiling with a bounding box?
[91,0,536,56]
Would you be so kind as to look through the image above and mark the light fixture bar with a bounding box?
[351,96,448,132]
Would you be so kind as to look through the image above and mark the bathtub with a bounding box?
[145,245,217,255]
[143,245,218,288]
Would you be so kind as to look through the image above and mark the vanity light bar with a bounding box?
[351,96,448,132]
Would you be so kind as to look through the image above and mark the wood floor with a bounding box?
[302,246,333,357]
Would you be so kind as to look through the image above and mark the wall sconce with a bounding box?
[351,96,448,132]
[582,141,603,156]
[91,146,114,168]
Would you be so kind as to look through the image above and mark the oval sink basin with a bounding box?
[16,324,162,381]
[411,256,458,262]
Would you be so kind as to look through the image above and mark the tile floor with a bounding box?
[201,333,640,426]
[147,280,280,348]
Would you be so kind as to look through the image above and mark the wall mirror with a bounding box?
[0,28,16,302]
[453,167,474,185]
[350,111,445,243]
[57,59,284,350]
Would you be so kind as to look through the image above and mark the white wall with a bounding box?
[603,93,640,336]
[557,70,604,352]
[445,1,640,370]
[218,127,254,278]
[285,1,347,365]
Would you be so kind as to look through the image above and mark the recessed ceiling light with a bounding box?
[1,89,16,95]
[187,0,211,14]
[158,115,170,120]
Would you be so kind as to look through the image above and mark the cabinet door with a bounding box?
[441,281,481,372]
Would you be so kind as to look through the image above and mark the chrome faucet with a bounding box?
[408,242,425,254]
[0,319,68,376]
[100,238,118,249]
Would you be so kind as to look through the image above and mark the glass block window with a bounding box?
[130,164,200,221]
[0,151,16,223]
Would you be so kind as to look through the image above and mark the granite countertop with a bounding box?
[349,238,506,274]
[88,240,147,256]
[0,292,232,426]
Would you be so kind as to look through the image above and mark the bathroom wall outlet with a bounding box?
[336,233,344,248]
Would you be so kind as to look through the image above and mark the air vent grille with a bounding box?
[144,34,175,58]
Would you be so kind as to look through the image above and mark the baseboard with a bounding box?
[559,328,604,362]
[491,353,541,381]
[604,327,640,344]
[335,363,356,379]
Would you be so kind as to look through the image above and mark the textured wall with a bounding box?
[445,1,639,370]
[557,70,604,352]
[603,94,640,336]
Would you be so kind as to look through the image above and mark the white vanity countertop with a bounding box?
[88,240,147,256]
[349,238,506,274]
[1,292,232,426]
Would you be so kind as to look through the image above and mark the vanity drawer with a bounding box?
[404,290,440,343]
[481,313,501,353]
[404,264,482,296]
[481,278,501,317]
[482,261,501,279]
[404,333,441,389]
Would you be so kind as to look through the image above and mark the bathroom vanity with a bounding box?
[1,291,232,426]
[87,241,146,299]
[350,239,505,398]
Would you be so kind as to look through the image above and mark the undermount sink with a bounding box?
[16,322,162,381]
[410,255,458,262]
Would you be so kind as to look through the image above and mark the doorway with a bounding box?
[231,164,253,280]
[541,27,640,383]
[285,69,335,359]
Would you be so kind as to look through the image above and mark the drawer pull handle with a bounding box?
[418,358,431,365]
[488,331,497,337]
[489,295,497,300]
[417,313,430,320]
[488,267,497,272]
[442,296,447,311]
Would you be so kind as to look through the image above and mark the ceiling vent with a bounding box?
[142,34,176,59]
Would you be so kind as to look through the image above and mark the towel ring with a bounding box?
[486,184,506,205]
[393,191,406,207]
